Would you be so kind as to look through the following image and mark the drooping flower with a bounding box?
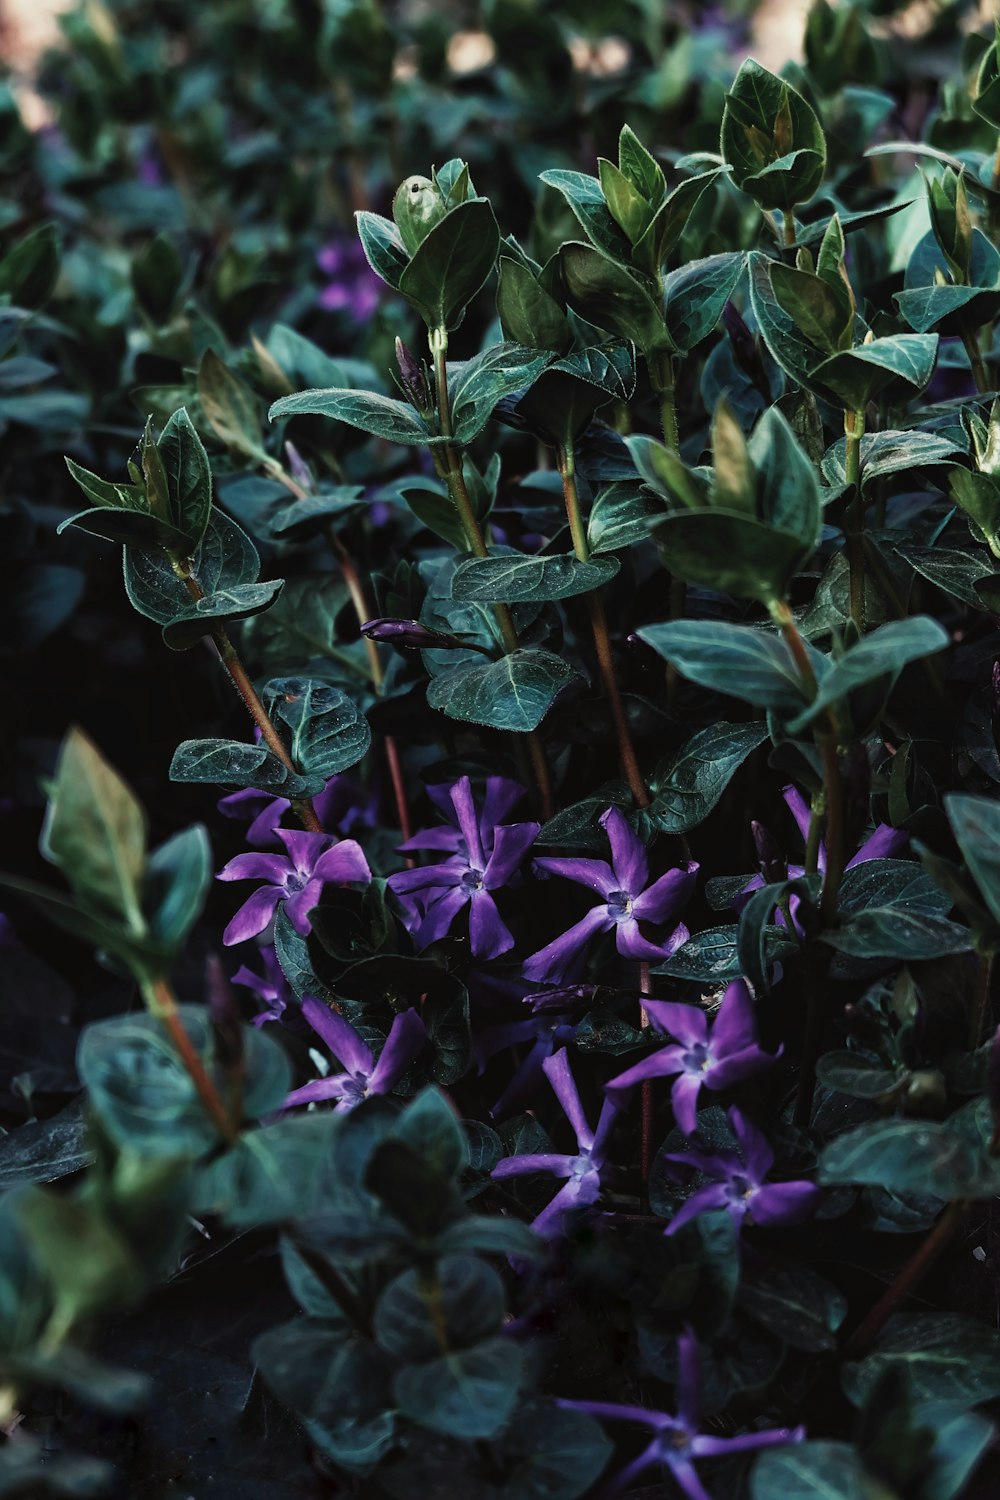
[662,1106,820,1236]
[491,1048,620,1236]
[559,1327,804,1499]
[606,980,779,1133]
[523,808,698,983]
[231,946,293,1027]
[386,776,539,961]
[217,773,376,848]
[284,998,426,1112]
[217,828,371,946]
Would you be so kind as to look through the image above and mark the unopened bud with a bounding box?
[395,337,433,417]
[392,175,447,256]
[752,820,787,885]
[523,984,599,1013]
[284,441,313,493]
[361,617,489,653]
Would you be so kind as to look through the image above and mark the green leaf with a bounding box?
[769,260,852,354]
[195,1114,335,1227]
[751,1442,868,1500]
[654,923,798,981]
[661,252,746,353]
[538,169,629,260]
[14,1190,144,1331]
[786,617,948,734]
[496,257,573,353]
[654,510,811,603]
[750,404,824,543]
[374,1256,504,1360]
[618,124,665,203]
[356,210,408,289]
[144,825,212,952]
[393,1086,469,1179]
[393,1337,526,1439]
[452,553,619,603]
[559,241,669,357]
[721,60,827,211]
[269,386,431,444]
[398,199,501,332]
[637,619,817,714]
[0,1105,91,1191]
[78,1007,291,1157]
[0,224,60,308]
[261,677,372,779]
[842,1313,1000,1409]
[944,793,1000,929]
[822,430,964,490]
[426,649,579,732]
[814,332,940,410]
[815,1051,901,1100]
[41,729,147,934]
[157,407,213,550]
[819,1119,980,1199]
[587,481,662,552]
[63,457,145,513]
[56,504,190,553]
[449,342,553,444]
[131,232,183,324]
[197,348,264,460]
[649,722,768,834]
[635,171,722,272]
[599,156,653,243]
[740,1265,847,1352]
[169,738,316,797]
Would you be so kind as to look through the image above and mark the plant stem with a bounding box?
[429,327,555,821]
[970,951,994,1049]
[783,209,797,248]
[960,322,991,395]
[841,1200,966,1359]
[559,443,649,807]
[142,974,237,1143]
[804,799,824,875]
[844,408,866,634]
[175,561,324,834]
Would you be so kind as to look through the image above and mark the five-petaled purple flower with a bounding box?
[284,997,426,1112]
[524,808,698,982]
[606,980,779,1134]
[231,945,293,1027]
[662,1106,820,1236]
[560,1327,803,1500]
[386,776,539,961]
[217,828,371,946]
[491,1048,619,1236]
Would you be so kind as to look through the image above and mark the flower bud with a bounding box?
[752,820,787,884]
[395,337,433,417]
[392,175,447,256]
[361,617,481,652]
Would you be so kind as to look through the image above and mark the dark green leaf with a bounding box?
[649,722,768,834]
[394,1337,526,1439]
[157,407,213,550]
[261,677,371,778]
[842,1313,1000,1409]
[452,553,618,603]
[426,649,579,732]
[269,386,431,444]
[374,1256,504,1359]
[398,199,501,332]
[169,738,315,796]
[819,1120,979,1198]
[751,1442,868,1500]
[638,619,817,714]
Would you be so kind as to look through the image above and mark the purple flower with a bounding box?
[231,946,292,1027]
[523,808,698,983]
[218,774,376,848]
[474,1009,580,1118]
[284,998,426,1112]
[738,785,906,912]
[606,980,780,1134]
[560,1327,803,1499]
[217,828,371,946]
[491,1049,620,1236]
[386,776,539,961]
[662,1106,820,1236]
[316,238,383,321]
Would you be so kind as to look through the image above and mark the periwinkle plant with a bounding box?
[5,9,1000,1500]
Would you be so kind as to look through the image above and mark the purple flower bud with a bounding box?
[360,618,492,654]
[395,337,433,417]
[284,441,313,493]
[752,820,787,884]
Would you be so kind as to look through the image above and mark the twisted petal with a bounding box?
[631,862,699,923]
[222,886,284,946]
[748,1180,821,1227]
[781,784,813,847]
[664,1182,731,1236]
[387,861,463,895]
[606,1044,688,1093]
[484,821,539,889]
[492,1152,576,1180]
[450,776,485,869]
[284,1074,352,1110]
[469,889,514,960]
[670,1071,704,1136]
[847,822,908,867]
[482,776,526,833]
[615,917,687,963]
[601,806,648,894]
[284,878,325,935]
[275,827,335,874]
[591,1094,622,1160]
[707,1042,780,1092]
[711,980,758,1056]
[729,1106,774,1182]
[414,884,469,948]
[523,904,613,983]
[533,855,617,898]
[532,1170,601,1237]
[312,838,371,885]
[217,852,290,884]
[369,1008,427,1092]
[643,999,707,1047]
[543,1048,593,1149]
[302,996,372,1075]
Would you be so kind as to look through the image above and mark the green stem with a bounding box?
[970,950,994,1050]
[960,322,990,395]
[844,408,866,634]
[141,974,237,1144]
[783,208,797,248]
[430,327,555,821]
[559,442,649,807]
[804,800,825,876]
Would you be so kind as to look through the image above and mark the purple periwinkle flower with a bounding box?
[284,998,426,1112]
[606,980,780,1134]
[231,945,292,1027]
[217,828,371,946]
[491,1048,619,1236]
[218,773,377,848]
[560,1326,804,1499]
[474,1009,580,1118]
[387,776,539,960]
[316,238,382,320]
[523,808,698,982]
[662,1106,820,1236]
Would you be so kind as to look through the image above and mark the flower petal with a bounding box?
[728,1106,774,1182]
[532,855,617,898]
[368,1008,427,1092]
[664,1182,730,1236]
[522,904,613,983]
[312,839,371,885]
[615,917,685,963]
[706,1042,780,1091]
[414,884,470,948]
[670,1071,704,1136]
[643,999,707,1047]
[449,776,485,869]
[492,1153,576,1180]
[301,997,372,1074]
[606,1045,688,1092]
[543,1048,593,1148]
[749,1180,821,1227]
[284,879,324,935]
[484,821,539,889]
[216,852,290,884]
[469,890,514,960]
[387,862,464,895]
[781,784,813,847]
[846,822,908,867]
[275,827,334,873]
[222,886,283,946]
[284,1075,351,1109]
[711,979,758,1056]
[398,828,463,853]
[631,862,699,924]
[600,806,647,894]
[481,776,526,833]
